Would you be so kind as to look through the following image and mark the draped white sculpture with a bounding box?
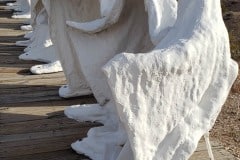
[16,0,62,75]
[49,0,97,98]
[103,0,238,159]
[9,0,31,19]
[49,0,238,159]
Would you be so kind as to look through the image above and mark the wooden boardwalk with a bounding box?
[0,1,236,160]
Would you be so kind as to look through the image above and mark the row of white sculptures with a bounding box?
[3,0,238,159]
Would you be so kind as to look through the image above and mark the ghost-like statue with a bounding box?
[103,0,238,159]
[5,0,31,19]
[49,0,238,159]
[16,0,63,75]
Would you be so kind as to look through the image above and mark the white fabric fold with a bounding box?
[103,0,238,159]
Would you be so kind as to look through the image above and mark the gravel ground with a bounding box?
[211,0,240,159]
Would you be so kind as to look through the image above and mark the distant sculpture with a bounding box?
[8,0,31,19]
[49,0,238,159]
[16,0,62,75]
[49,0,97,98]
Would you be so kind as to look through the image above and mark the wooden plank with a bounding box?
[0,85,59,94]
[0,30,25,37]
[0,106,65,124]
[0,71,65,80]
[0,42,22,46]
[0,90,61,104]
[0,117,100,135]
[1,149,90,160]
[0,23,24,30]
[0,72,66,86]
[0,133,89,157]
[0,45,25,51]
[0,126,99,143]
[0,55,39,64]
[0,98,96,123]
[0,67,30,73]
[0,17,26,23]
[0,36,26,43]
[0,50,23,55]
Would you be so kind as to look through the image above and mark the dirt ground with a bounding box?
[210,0,240,159]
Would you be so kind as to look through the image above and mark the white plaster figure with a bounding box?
[102,0,239,159]
[17,0,63,75]
[50,0,186,160]
[19,23,55,63]
[57,0,238,160]
[49,0,97,98]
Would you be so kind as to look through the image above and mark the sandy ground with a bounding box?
[211,0,240,159]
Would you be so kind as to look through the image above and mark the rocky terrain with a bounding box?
[211,0,240,159]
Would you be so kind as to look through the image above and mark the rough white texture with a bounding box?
[103,0,238,159]
[30,60,63,75]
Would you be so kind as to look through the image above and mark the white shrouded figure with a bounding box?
[64,0,176,105]
[17,1,63,75]
[51,0,189,159]
[30,0,63,75]
[102,0,238,159]
[11,0,31,19]
[49,0,98,98]
[57,0,239,160]
[18,15,55,63]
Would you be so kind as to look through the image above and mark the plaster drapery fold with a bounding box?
[103,0,238,159]
[49,0,99,97]
[65,0,153,105]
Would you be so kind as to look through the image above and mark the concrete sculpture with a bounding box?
[49,0,96,98]
[8,0,31,19]
[49,0,238,159]
[17,0,62,74]
[103,0,238,159]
